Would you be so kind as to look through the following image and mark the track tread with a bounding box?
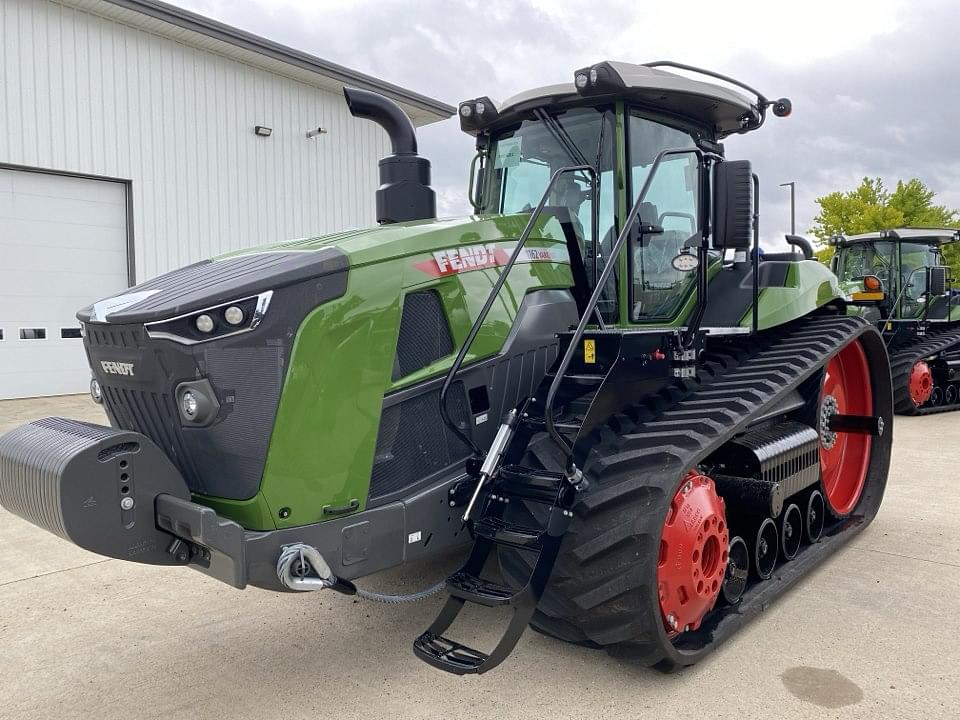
[499,314,890,669]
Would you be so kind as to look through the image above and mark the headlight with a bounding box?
[181,391,199,418]
[144,291,272,345]
[90,378,103,404]
[223,305,245,326]
[195,314,215,333]
[175,380,220,426]
[457,96,498,134]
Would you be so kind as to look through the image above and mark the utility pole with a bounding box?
[780,181,796,235]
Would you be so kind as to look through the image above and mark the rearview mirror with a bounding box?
[713,160,754,249]
[928,266,948,296]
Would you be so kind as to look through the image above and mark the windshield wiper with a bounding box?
[533,108,593,172]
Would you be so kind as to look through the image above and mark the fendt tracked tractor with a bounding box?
[832,227,960,414]
[0,61,892,675]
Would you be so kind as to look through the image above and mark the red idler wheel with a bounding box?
[908,360,933,407]
[819,340,873,517]
[657,471,729,636]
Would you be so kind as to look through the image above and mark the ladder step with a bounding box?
[497,465,564,504]
[521,416,581,433]
[546,372,606,385]
[446,570,517,606]
[474,517,543,550]
[413,631,488,675]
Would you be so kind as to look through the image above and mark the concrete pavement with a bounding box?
[0,395,957,720]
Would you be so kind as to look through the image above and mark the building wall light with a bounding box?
[254,125,272,137]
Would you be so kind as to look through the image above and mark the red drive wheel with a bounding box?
[908,360,933,407]
[819,340,873,516]
[657,471,728,636]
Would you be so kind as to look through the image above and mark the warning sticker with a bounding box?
[494,136,522,168]
[583,339,596,364]
[415,243,569,278]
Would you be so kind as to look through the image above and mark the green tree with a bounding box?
[811,178,960,271]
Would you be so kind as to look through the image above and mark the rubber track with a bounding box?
[502,314,879,668]
[889,324,960,415]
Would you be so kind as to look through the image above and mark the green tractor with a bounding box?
[832,228,960,413]
[0,61,893,675]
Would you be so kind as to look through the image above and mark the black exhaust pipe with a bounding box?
[343,86,436,225]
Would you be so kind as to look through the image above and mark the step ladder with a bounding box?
[414,363,608,674]
[413,464,573,674]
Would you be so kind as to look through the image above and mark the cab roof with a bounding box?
[461,61,764,139]
[834,228,960,246]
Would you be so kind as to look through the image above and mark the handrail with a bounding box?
[439,164,598,456]
[467,151,484,212]
[643,61,768,105]
[543,147,702,462]
[751,173,760,335]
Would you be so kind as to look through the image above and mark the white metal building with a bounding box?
[0,0,453,399]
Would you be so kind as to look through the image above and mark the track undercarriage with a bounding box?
[416,314,892,673]
[888,324,960,414]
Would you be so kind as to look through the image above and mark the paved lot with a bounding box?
[0,395,958,720]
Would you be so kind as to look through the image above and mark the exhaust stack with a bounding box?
[343,87,436,224]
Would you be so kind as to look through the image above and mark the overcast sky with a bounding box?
[179,0,959,248]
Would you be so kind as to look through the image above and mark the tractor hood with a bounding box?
[224,213,564,269]
[78,213,563,326]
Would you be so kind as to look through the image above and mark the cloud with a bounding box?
[178,0,960,246]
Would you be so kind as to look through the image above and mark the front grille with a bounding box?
[101,385,199,486]
[85,325,144,349]
[369,383,471,500]
[90,323,287,500]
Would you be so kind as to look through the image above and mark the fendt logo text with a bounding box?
[100,361,135,377]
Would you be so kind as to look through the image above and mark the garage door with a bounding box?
[0,168,129,400]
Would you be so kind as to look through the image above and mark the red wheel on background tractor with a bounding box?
[657,471,728,636]
[819,340,873,516]
[908,360,934,408]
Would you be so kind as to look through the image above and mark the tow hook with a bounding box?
[276,543,356,595]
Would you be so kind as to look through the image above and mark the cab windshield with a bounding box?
[481,105,616,319]
[837,241,896,288]
[481,106,614,237]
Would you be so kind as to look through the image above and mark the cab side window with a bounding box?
[628,112,699,321]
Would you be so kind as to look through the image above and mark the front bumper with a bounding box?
[155,476,466,591]
[0,418,468,592]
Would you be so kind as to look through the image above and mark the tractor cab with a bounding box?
[832,228,960,325]
[457,60,815,333]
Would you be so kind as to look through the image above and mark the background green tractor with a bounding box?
[832,228,960,412]
[0,61,893,675]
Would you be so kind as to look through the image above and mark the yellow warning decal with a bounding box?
[584,339,596,364]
